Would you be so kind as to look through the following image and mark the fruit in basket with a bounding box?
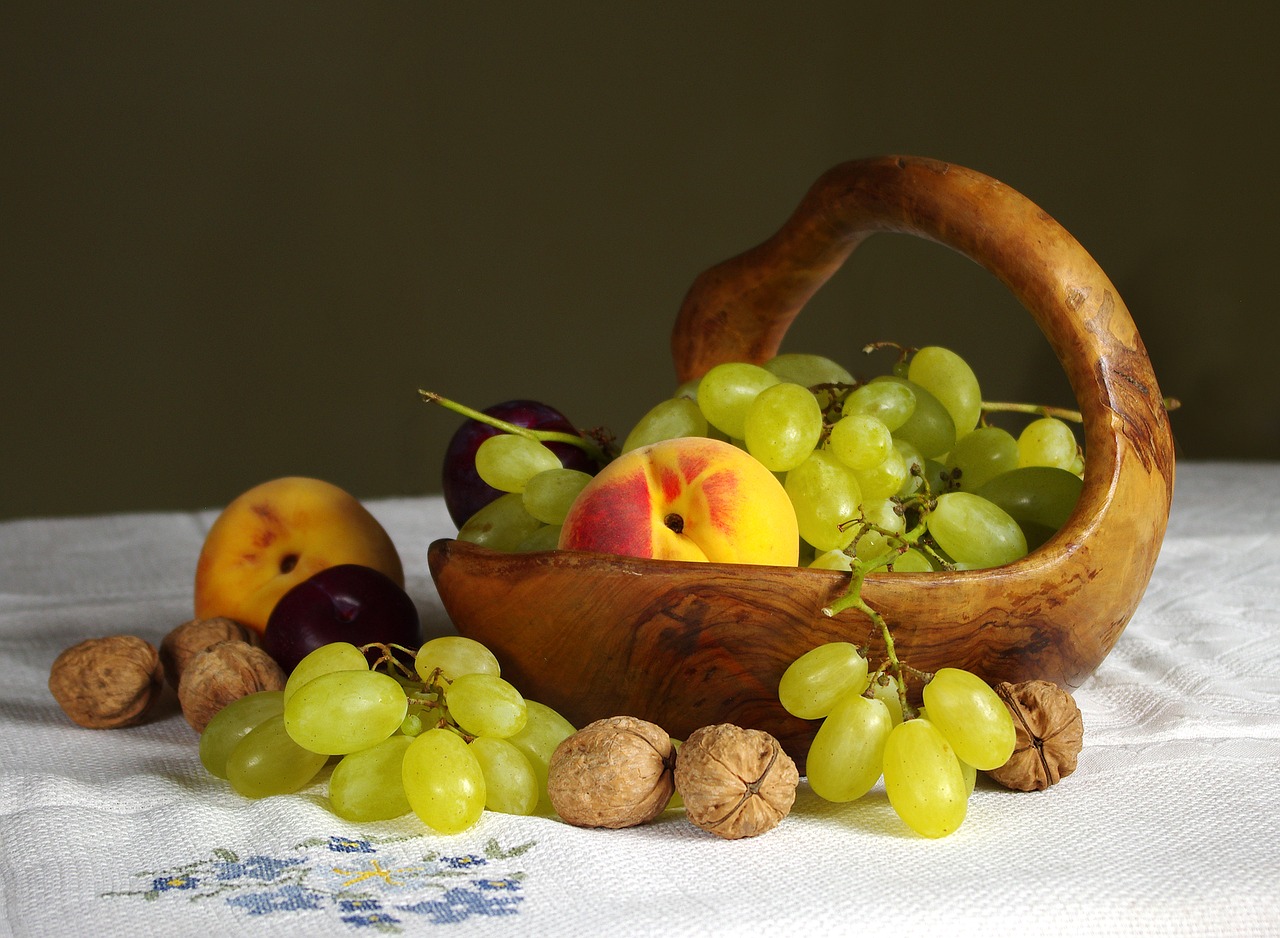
[428,156,1176,769]
[261,563,420,673]
[442,399,600,527]
[193,476,404,635]
[557,436,799,565]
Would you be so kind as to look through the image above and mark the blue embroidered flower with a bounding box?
[341,911,402,928]
[474,878,520,892]
[398,886,522,925]
[227,884,326,916]
[108,834,535,931]
[214,855,305,882]
[327,836,375,854]
[150,874,199,892]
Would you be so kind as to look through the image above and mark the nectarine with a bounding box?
[557,437,798,565]
[194,477,404,634]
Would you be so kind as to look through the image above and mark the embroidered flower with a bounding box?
[150,874,199,892]
[474,878,520,891]
[226,884,326,916]
[328,836,375,854]
[397,885,522,925]
[340,910,402,928]
[213,855,305,882]
[339,897,384,913]
[108,834,535,931]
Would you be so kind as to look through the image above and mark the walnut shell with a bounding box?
[675,723,798,839]
[159,617,253,689]
[547,715,676,828]
[49,635,164,729]
[177,640,285,733]
[986,680,1084,791]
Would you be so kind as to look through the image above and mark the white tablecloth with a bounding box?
[2,462,1278,937]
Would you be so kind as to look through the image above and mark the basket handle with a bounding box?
[672,156,1175,652]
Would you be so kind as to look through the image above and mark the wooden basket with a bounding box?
[428,156,1176,763]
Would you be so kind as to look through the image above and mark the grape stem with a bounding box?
[822,519,927,721]
[982,396,1180,423]
[419,390,610,465]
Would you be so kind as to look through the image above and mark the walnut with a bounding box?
[547,716,676,828]
[159,617,253,689]
[49,635,164,729]
[177,640,285,733]
[986,680,1084,791]
[674,723,798,839]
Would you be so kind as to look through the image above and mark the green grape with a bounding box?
[882,718,968,838]
[522,468,593,525]
[828,414,893,471]
[778,642,870,720]
[328,734,414,821]
[893,439,925,498]
[402,728,486,834]
[470,736,539,815]
[806,693,894,803]
[853,446,908,502]
[284,669,408,755]
[416,635,500,682]
[785,450,864,552]
[697,362,780,439]
[284,642,368,705]
[445,672,528,738]
[474,434,563,494]
[622,397,709,453]
[515,523,562,552]
[743,382,824,472]
[875,376,956,459]
[199,690,285,779]
[1016,417,1079,470]
[508,700,576,814]
[808,549,853,571]
[960,759,978,795]
[907,346,982,439]
[976,465,1083,546]
[842,380,915,432]
[226,713,329,799]
[926,491,1028,569]
[868,673,904,724]
[945,426,1019,491]
[921,667,1016,770]
[763,352,855,388]
[886,548,933,573]
[847,497,905,563]
[457,492,544,551]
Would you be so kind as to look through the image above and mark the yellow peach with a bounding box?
[193,477,404,634]
[557,437,798,565]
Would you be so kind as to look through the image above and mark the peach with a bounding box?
[557,437,798,565]
[194,477,404,634]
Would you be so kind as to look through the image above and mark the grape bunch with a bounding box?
[779,642,1015,838]
[439,345,1086,573]
[198,636,576,835]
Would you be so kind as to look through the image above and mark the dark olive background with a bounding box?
[4,4,1276,521]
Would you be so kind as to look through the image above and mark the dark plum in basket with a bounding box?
[262,564,420,673]
[442,399,599,527]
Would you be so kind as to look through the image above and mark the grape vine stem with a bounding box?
[822,527,925,720]
[419,390,610,465]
